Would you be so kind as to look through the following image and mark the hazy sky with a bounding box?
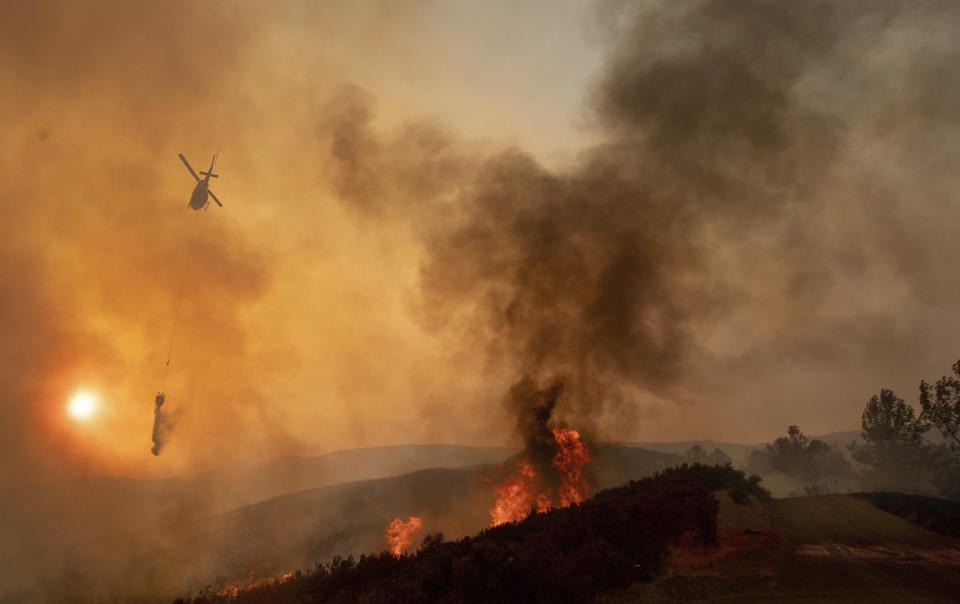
[3,0,960,483]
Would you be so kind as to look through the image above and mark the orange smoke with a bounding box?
[489,428,592,527]
[385,516,424,558]
[552,427,593,506]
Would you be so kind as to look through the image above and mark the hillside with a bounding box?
[178,473,960,603]
[605,492,960,602]
[179,465,742,603]
[0,445,511,603]
[188,444,517,513]
[0,444,679,603]
[180,444,685,589]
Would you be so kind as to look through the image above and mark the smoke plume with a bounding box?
[504,375,567,490]
[323,0,960,445]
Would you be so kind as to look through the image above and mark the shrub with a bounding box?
[596,463,771,502]
[728,485,750,504]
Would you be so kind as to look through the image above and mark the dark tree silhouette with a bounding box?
[919,360,960,500]
[860,389,927,445]
[851,389,934,494]
[920,360,960,450]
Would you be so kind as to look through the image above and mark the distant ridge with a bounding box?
[630,431,862,465]
[191,444,517,513]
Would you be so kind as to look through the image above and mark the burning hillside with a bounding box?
[490,427,593,526]
[486,376,596,527]
[174,464,766,603]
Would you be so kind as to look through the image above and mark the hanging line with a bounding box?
[163,211,202,384]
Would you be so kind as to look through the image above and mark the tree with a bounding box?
[919,360,960,500]
[747,425,852,490]
[684,444,731,466]
[919,360,960,450]
[860,389,927,445]
[851,389,933,494]
[708,448,732,466]
[684,444,707,463]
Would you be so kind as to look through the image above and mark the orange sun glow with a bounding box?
[67,392,98,420]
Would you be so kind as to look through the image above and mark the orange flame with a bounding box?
[489,461,536,526]
[385,516,424,557]
[488,430,592,526]
[216,569,294,597]
[553,427,593,506]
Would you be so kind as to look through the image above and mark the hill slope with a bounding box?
[0,444,680,602]
[181,444,684,592]
[605,493,960,602]
[0,445,512,603]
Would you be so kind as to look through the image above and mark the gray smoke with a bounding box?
[324,0,960,441]
[410,0,849,434]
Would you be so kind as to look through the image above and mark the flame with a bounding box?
[553,427,593,506]
[489,428,592,527]
[489,461,536,526]
[219,585,240,598]
[216,570,294,597]
[385,516,423,557]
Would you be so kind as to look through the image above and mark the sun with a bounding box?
[67,392,98,420]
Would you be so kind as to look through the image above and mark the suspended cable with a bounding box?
[164,211,201,378]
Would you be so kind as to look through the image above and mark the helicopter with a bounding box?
[178,153,224,210]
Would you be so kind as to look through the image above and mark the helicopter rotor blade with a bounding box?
[178,154,200,182]
[208,190,223,207]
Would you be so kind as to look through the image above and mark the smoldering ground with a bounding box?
[5,0,960,601]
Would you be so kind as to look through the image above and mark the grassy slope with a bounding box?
[602,493,960,603]
[851,492,960,540]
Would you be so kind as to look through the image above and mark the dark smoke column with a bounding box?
[509,375,564,479]
[325,1,929,445]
